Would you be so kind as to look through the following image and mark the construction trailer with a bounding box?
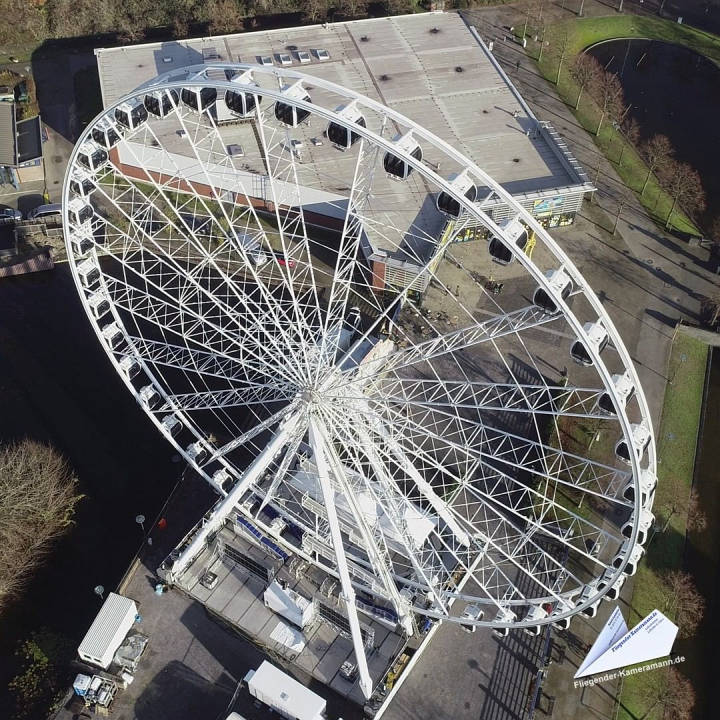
[245,661,327,720]
[77,592,138,670]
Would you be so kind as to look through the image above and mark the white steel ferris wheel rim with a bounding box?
[63,64,655,634]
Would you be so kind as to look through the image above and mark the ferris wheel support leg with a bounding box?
[166,410,304,582]
[308,416,374,700]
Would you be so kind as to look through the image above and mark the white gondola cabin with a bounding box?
[383,132,422,180]
[119,355,141,380]
[76,257,100,287]
[77,141,109,172]
[622,507,654,544]
[488,217,528,265]
[224,70,261,118]
[436,171,477,218]
[67,196,94,229]
[144,89,179,118]
[70,228,94,257]
[115,98,148,131]
[186,440,208,464]
[615,422,650,465]
[212,468,231,491]
[87,290,110,319]
[326,102,366,150]
[101,322,124,349]
[491,608,516,637]
[578,582,600,617]
[551,602,574,631]
[523,605,547,636]
[181,85,217,113]
[91,117,122,149]
[274,81,311,127]
[598,370,635,416]
[139,385,160,409]
[459,604,484,633]
[532,268,572,315]
[161,414,183,438]
[597,568,625,601]
[570,321,608,366]
[622,468,657,505]
[612,541,644,576]
[69,168,95,198]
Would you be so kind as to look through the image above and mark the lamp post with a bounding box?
[94,585,105,601]
[135,514,146,535]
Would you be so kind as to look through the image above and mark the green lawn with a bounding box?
[523,14,720,236]
[618,331,708,720]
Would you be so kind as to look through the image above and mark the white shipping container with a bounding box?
[78,593,138,670]
[247,661,326,720]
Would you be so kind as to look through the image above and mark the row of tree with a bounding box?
[0,0,425,46]
[569,53,706,230]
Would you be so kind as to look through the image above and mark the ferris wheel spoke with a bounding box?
[358,377,608,419]
[338,304,562,387]
[359,398,631,505]
[112,130,321,367]
[161,385,294,412]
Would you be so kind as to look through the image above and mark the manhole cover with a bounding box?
[52,155,62,163]
[645,258,654,265]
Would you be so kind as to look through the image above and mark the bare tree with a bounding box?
[207,0,244,35]
[338,0,368,17]
[519,0,545,39]
[659,160,706,230]
[551,29,572,85]
[660,570,705,639]
[589,67,624,136]
[618,117,641,166]
[570,53,601,110]
[686,487,707,533]
[640,667,695,720]
[303,0,329,22]
[640,134,674,197]
[0,440,83,612]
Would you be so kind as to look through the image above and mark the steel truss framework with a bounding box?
[63,64,656,699]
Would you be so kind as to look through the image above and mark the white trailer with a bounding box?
[245,661,326,720]
[77,593,138,670]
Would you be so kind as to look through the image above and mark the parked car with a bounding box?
[0,207,22,224]
[26,203,62,221]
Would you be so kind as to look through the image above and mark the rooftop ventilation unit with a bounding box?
[297,51,311,64]
[570,321,609,366]
[144,89,179,118]
[315,49,330,60]
[615,422,651,465]
[459,604,484,632]
[114,98,148,131]
[326,101,366,150]
[225,70,262,118]
[488,217,528,265]
[598,371,635,416]
[383,132,422,180]
[90,117,122,149]
[257,56,273,66]
[77,141,109,173]
[276,53,292,66]
[532,268,572,315]
[436,171,477,218]
[161,414,182,438]
[274,81,312,127]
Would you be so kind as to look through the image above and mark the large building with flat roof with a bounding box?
[93,11,592,292]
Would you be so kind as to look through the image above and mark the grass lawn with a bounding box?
[522,14,720,236]
[617,331,708,720]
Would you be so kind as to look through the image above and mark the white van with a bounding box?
[26,203,62,221]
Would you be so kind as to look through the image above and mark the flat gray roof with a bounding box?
[95,12,587,196]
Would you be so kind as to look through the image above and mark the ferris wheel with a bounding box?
[63,63,656,698]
